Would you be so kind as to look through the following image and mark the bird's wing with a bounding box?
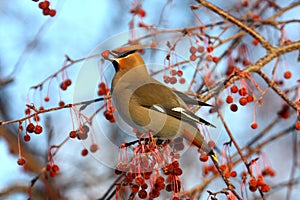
[151,105,215,128]
[132,83,215,127]
[172,90,212,107]
[132,82,182,109]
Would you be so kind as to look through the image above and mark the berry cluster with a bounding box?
[97,82,109,96]
[103,105,115,123]
[60,79,72,91]
[45,163,60,178]
[248,175,270,193]
[189,45,218,63]
[114,135,189,199]
[163,69,185,85]
[35,0,56,17]
[226,85,254,113]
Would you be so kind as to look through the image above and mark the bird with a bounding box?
[105,49,215,153]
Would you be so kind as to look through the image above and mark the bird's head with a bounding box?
[105,50,146,72]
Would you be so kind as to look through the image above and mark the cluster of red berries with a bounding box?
[114,137,189,199]
[219,164,237,179]
[103,106,115,123]
[60,79,72,91]
[130,6,146,18]
[189,45,217,62]
[248,175,270,193]
[226,85,254,112]
[162,161,183,194]
[45,163,60,178]
[26,122,43,135]
[170,137,185,152]
[75,125,89,140]
[35,0,56,17]
[98,82,109,96]
[163,69,185,85]
[262,167,276,177]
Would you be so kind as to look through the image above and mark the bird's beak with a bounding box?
[102,50,116,62]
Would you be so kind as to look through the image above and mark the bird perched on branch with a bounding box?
[105,49,215,153]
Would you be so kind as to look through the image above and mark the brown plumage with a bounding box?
[108,50,215,153]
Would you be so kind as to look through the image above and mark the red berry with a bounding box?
[239,97,247,106]
[131,184,139,193]
[189,46,197,54]
[212,56,219,63]
[208,140,216,148]
[90,144,99,153]
[199,153,209,162]
[172,160,179,169]
[170,69,177,76]
[49,170,57,177]
[17,157,26,166]
[219,164,227,171]
[65,79,72,86]
[239,87,248,96]
[296,121,300,131]
[81,148,88,156]
[179,77,186,84]
[226,95,233,104]
[252,13,259,20]
[26,123,35,133]
[284,71,292,79]
[69,130,77,138]
[52,164,60,173]
[141,183,148,190]
[177,70,183,77]
[197,45,204,52]
[138,190,147,199]
[243,0,248,7]
[260,183,270,192]
[246,95,254,102]
[230,103,238,112]
[137,8,146,17]
[49,9,56,17]
[190,54,197,61]
[231,171,237,177]
[39,1,50,10]
[249,177,257,187]
[59,101,65,107]
[249,185,257,192]
[60,82,67,90]
[46,163,52,171]
[230,85,238,93]
[34,125,43,134]
[173,168,183,175]
[24,134,31,142]
[251,122,258,129]
[135,176,145,186]
[206,45,213,53]
[77,131,88,140]
[33,115,40,122]
[253,39,259,46]
[170,77,177,84]
[25,108,31,115]
[43,8,50,15]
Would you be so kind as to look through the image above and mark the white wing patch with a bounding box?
[152,105,166,113]
[171,107,199,123]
